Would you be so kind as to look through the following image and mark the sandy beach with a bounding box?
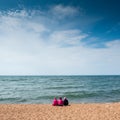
[0,103,120,120]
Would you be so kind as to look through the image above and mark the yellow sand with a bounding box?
[0,103,120,120]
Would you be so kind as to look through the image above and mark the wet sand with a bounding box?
[0,103,120,120]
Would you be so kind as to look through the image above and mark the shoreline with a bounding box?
[0,102,120,120]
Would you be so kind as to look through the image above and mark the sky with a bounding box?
[0,0,120,75]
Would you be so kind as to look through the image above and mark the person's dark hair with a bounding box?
[59,97,62,100]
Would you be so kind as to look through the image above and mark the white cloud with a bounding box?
[106,39,120,48]
[26,22,49,33]
[50,4,79,19]
[50,30,87,46]
[0,11,48,34]
[0,9,120,75]
[7,10,29,17]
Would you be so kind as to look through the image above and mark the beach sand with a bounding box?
[0,103,120,120]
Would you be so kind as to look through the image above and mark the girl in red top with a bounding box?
[52,97,58,106]
[58,97,63,106]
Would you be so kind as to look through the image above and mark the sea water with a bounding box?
[0,75,120,104]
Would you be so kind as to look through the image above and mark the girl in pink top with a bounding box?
[52,98,58,106]
[58,97,63,106]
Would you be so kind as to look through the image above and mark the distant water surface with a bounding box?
[0,75,120,104]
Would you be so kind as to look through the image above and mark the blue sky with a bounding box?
[0,0,120,75]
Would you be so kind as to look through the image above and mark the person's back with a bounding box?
[52,98,58,106]
[58,97,63,106]
[63,97,69,106]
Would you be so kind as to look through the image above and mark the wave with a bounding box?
[46,85,83,90]
[64,91,100,99]
[0,97,27,103]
